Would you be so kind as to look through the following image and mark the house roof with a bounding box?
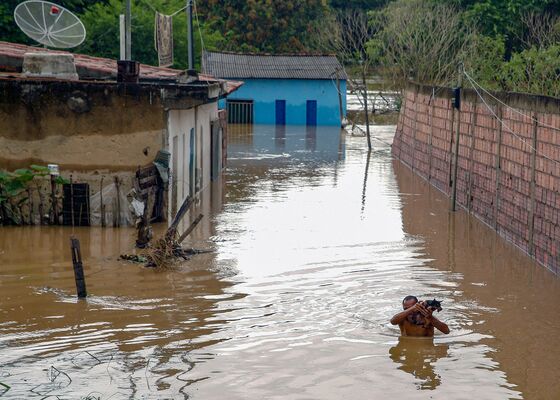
[202,51,347,80]
[0,41,243,95]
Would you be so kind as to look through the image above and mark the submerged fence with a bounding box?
[392,81,560,274]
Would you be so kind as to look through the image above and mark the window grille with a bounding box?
[227,100,254,124]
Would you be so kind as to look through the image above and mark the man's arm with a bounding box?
[430,316,450,334]
[390,304,418,325]
[416,303,450,334]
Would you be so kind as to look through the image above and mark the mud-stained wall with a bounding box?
[167,102,220,220]
[0,80,165,170]
[393,82,560,273]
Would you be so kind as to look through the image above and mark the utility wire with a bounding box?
[138,0,186,18]
[193,0,206,56]
[463,70,560,167]
[463,69,560,133]
[170,5,187,17]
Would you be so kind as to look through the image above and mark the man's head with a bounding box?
[402,295,418,310]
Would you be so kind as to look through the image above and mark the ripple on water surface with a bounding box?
[1,125,559,399]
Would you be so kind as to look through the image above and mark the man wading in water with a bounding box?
[390,296,450,337]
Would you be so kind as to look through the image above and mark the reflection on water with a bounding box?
[389,337,449,390]
[0,124,559,399]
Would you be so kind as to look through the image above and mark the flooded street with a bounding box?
[1,124,560,399]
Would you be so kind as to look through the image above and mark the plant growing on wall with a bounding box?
[0,166,68,225]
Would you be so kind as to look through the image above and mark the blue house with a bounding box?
[202,51,347,126]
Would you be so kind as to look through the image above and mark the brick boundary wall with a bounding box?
[392,82,560,274]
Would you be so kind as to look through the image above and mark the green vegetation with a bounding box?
[368,0,560,96]
[196,0,328,53]
[0,165,68,225]
[1,0,560,96]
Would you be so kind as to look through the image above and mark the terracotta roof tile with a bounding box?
[0,40,182,78]
[0,41,243,95]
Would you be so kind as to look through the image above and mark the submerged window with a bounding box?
[227,100,254,124]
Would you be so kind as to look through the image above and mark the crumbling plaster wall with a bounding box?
[0,79,166,225]
[0,80,165,171]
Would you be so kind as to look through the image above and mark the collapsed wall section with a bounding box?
[393,82,560,274]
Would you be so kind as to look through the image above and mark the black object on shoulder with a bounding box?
[424,298,442,312]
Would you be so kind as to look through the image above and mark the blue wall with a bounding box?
[219,79,347,126]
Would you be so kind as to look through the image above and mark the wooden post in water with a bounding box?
[361,62,372,150]
[450,66,463,212]
[70,237,87,298]
[528,114,539,256]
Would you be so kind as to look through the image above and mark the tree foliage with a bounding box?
[197,0,329,53]
[370,0,475,89]
[77,0,225,69]
[329,0,389,10]
[499,45,560,97]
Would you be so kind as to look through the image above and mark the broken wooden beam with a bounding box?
[165,196,194,238]
[177,213,203,244]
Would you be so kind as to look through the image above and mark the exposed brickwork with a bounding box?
[393,83,560,274]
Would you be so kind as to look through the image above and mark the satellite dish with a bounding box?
[14,1,86,48]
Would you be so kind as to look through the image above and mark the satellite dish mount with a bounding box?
[14,1,87,80]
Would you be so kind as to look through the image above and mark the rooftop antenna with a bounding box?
[14,0,86,48]
[13,1,86,80]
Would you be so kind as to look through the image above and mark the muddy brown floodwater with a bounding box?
[1,124,560,399]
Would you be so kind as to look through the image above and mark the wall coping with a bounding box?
[406,81,560,114]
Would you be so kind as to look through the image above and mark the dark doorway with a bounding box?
[62,183,90,226]
[306,100,317,126]
[275,100,286,125]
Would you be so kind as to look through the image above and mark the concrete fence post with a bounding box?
[428,88,435,181]
[412,89,419,171]
[528,114,539,256]
[447,100,456,191]
[393,95,407,161]
[396,94,406,160]
[450,82,463,211]
[450,106,461,211]
[493,106,504,229]
[467,99,479,212]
